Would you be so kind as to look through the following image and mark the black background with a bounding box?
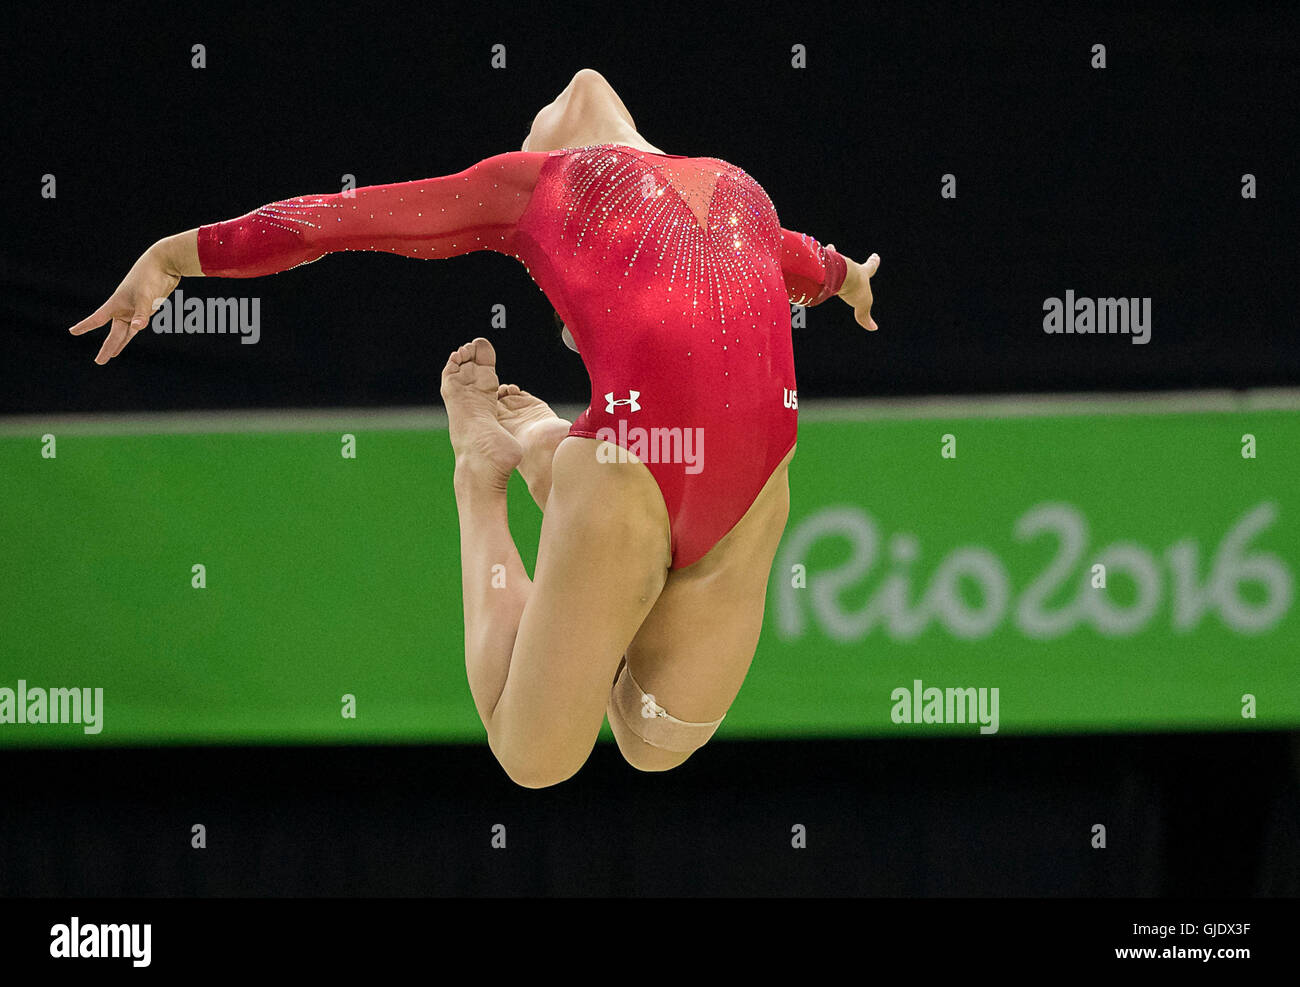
[2,0,1298,897]
[4,1,1297,412]
[3,734,1298,896]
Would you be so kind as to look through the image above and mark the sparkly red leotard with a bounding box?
[198,144,847,567]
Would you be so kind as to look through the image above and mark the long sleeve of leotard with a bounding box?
[780,228,848,307]
[196,151,550,278]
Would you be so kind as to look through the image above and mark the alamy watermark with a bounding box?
[595,418,705,474]
[890,678,999,734]
[0,680,103,734]
[50,917,150,967]
[151,289,260,344]
[1043,291,1151,344]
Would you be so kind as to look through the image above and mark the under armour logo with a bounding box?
[605,390,641,413]
[641,692,668,719]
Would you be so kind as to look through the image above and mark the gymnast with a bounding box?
[69,68,881,787]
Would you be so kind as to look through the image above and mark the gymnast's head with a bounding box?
[521,68,639,153]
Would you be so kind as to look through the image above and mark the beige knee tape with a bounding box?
[609,660,725,754]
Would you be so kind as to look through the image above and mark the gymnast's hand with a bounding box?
[831,248,880,333]
[68,238,188,365]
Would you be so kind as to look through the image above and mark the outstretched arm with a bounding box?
[194,151,546,277]
[780,227,880,332]
[68,151,549,363]
[830,246,880,332]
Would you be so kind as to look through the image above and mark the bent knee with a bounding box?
[495,750,584,790]
[606,664,721,773]
[501,760,581,789]
[615,732,696,773]
[490,732,589,790]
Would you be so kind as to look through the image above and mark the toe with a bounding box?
[469,337,497,368]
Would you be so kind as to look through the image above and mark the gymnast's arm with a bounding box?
[779,227,880,332]
[68,151,549,364]
[833,248,881,332]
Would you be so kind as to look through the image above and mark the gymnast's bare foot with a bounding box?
[495,384,572,509]
[440,338,522,492]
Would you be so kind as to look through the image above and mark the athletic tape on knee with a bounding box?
[610,661,725,754]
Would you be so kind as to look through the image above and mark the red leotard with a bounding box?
[197,143,847,567]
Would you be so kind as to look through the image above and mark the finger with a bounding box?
[68,302,115,336]
[108,309,151,360]
[94,319,129,365]
[863,253,880,277]
[108,321,143,360]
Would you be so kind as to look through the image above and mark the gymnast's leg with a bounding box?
[608,451,792,773]
[440,338,671,788]
[493,381,795,774]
